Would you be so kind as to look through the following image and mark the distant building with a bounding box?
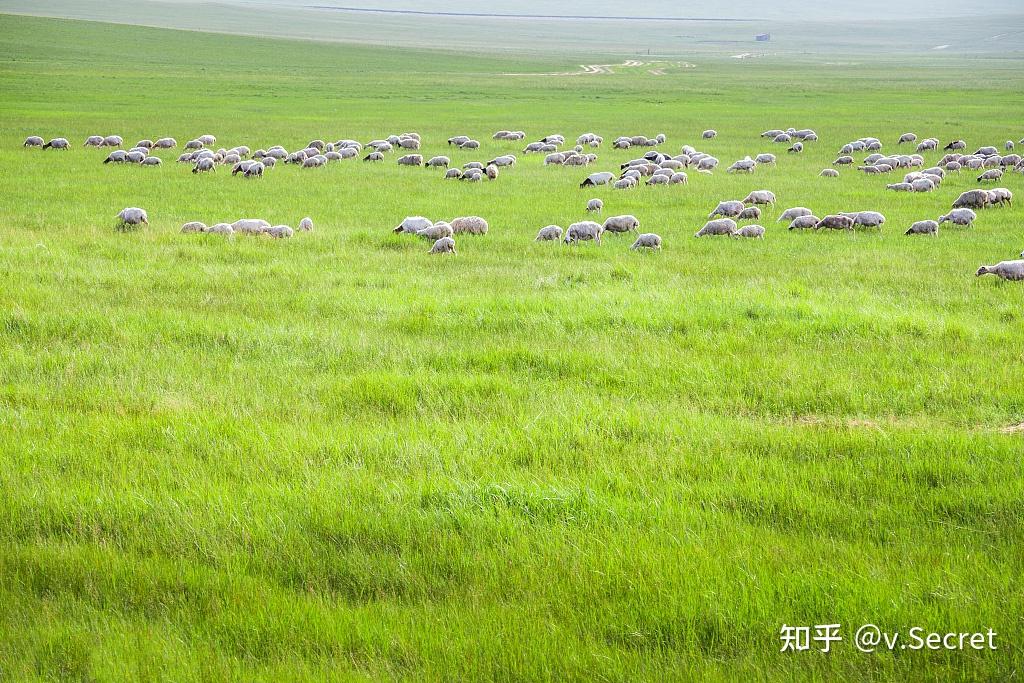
[755,33,771,42]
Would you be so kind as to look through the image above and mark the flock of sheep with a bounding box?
[23,126,1024,278]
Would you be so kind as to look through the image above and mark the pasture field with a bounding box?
[2,13,1024,682]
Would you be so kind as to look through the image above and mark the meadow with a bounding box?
[1,13,1023,681]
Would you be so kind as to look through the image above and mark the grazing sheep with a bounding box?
[905,220,938,236]
[788,215,820,230]
[978,168,1003,182]
[298,217,314,232]
[461,170,483,182]
[1006,140,1015,151]
[788,142,804,154]
[141,156,162,167]
[564,221,603,244]
[397,154,423,166]
[987,188,1013,207]
[976,260,1024,281]
[204,223,234,236]
[192,158,216,173]
[102,135,123,147]
[727,157,756,173]
[82,135,103,147]
[952,189,991,209]
[184,139,204,150]
[180,221,207,234]
[887,183,914,192]
[738,206,761,221]
[696,156,719,171]
[734,224,765,238]
[363,151,384,162]
[755,153,776,165]
[602,215,640,234]
[231,160,254,175]
[696,218,737,237]
[460,140,481,150]
[580,171,614,188]
[778,207,813,222]
[544,153,566,166]
[233,218,271,234]
[833,156,854,166]
[938,209,977,227]
[423,155,450,168]
[669,172,688,185]
[647,174,669,186]
[116,207,148,229]
[444,168,462,179]
[489,155,517,167]
[911,178,936,192]
[820,169,840,177]
[586,198,604,214]
[898,133,918,144]
[428,236,456,254]
[535,225,563,241]
[267,225,294,239]
[42,138,70,150]
[815,214,855,231]
[630,233,662,250]
[742,190,776,205]
[709,200,744,218]
[944,139,967,151]
[485,164,499,180]
[103,150,128,164]
[126,151,147,164]
[197,134,216,146]
[702,130,717,140]
[394,216,433,234]
[451,216,488,235]
[613,178,637,190]
[416,222,453,240]
[848,211,886,228]
[154,137,177,149]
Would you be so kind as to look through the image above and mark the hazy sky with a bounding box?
[252,0,1012,21]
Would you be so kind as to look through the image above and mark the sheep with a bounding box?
[564,221,603,244]
[141,156,162,167]
[82,135,103,147]
[233,218,271,234]
[886,183,914,192]
[695,218,736,237]
[848,211,886,228]
[181,221,207,234]
[742,190,776,205]
[738,206,761,221]
[952,189,991,209]
[126,151,147,164]
[647,174,669,186]
[788,215,820,230]
[734,224,765,239]
[944,139,967,151]
[450,216,488,235]
[630,233,662,250]
[727,157,756,173]
[451,134,473,146]
[415,221,453,240]
[586,198,604,214]
[485,164,499,180]
[116,207,148,230]
[298,217,314,232]
[974,146,998,157]
[424,156,450,168]
[103,151,128,164]
[709,200,744,219]
[241,161,264,179]
[755,153,776,165]
[814,214,855,231]
[983,188,1011,208]
[761,130,785,139]
[363,151,384,162]
[397,154,423,166]
[1006,140,1015,151]
[102,135,123,147]
[702,130,717,139]
[464,162,484,170]
[231,160,254,175]
[426,236,456,254]
[938,209,977,227]
[444,168,462,179]
[773,133,792,143]
[192,158,216,173]
[262,156,277,169]
[602,215,640,234]
[788,142,804,154]
[820,169,840,177]
[544,153,566,166]
[669,172,689,185]
[460,140,481,150]
[535,225,563,241]
[833,156,854,166]
[905,220,938,236]
[195,134,215,146]
[613,178,637,190]
[267,225,294,239]
[24,135,46,147]
[204,223,234,236]
[184,139,204,150]
[580,171,614,188]
[394,216,433,234]
[911,178,936,192]
[42,138,70,150]
[976,260,1024,281]
[898,133,918,144]
[977,169,1003,182]
[154,137,177,149]
[398,137,421,150]
[489,155,517,167]
[696,156,719,171]
[461,170,484,182]
[778,207,813,222]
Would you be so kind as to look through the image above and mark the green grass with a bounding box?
[1,13,1024,681]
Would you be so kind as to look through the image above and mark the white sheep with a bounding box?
[299,217,314,232]
[695,218,736,237]
[905,220,938,236]
[267,225,294,239]
[976,260,1024,280]
[181,221,207,234]
[734,225,765,238]
[116,207,148,230]
[535,225,563,241]
[742,190,776,205]
[630,233,662,250]
[429,236,456,254]
[394,216,433,234]
[586,199,603,214]
[416,222,453,240]
[204,223,234,236]
[450,216,488,235]
[564,221,603,244]
[938,209,977,226]
[233,218,271,234]
[708,200,744,218]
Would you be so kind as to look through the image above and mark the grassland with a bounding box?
[1,13,1024,681]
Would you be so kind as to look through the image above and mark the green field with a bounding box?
[1,13,1024,681]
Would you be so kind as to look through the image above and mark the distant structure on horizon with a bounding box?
[755,33,771,42]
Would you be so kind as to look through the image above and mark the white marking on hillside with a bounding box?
[932,44,950,50]
[502,60,695,76]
